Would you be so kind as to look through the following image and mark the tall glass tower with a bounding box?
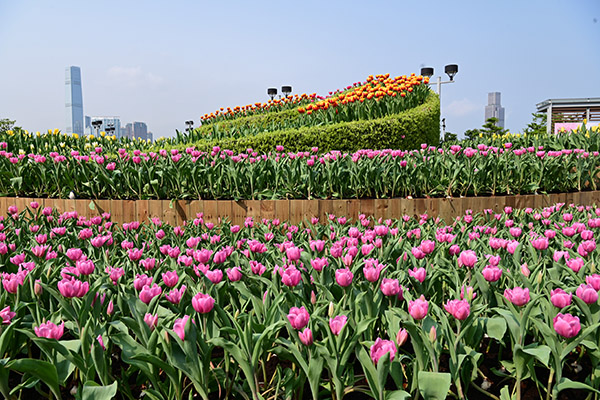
[65,66,84,134]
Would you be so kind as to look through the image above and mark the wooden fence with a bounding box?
[1,191,600,226]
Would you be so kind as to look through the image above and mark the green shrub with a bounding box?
[183,92,440,153]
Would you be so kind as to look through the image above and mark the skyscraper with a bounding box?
[485,92,505,128]
[132,122,148,140]
[65,66,84,134]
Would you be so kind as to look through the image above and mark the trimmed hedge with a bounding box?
[181,92,440,154]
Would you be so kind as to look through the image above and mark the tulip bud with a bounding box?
[428,326,437,343]
[396,328,408,347]
[164,330,170,344]
[311,291,317,305]
[107,300,114,316]
[537,271,543,285]
[328,302,335,318]
[34,279,43,296]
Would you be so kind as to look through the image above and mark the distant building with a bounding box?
[132,122,148,140]
[485,92,505,128]
[122,123,133,139]
[85,116,121,138]
[147,131,153,142]
[65,66,84,134]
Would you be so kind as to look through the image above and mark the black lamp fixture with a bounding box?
[92,119,103,135]
[281,86,292,98]
[185,120,194,132]
[444,64,458,81]
[420,67,434,79]
[267,88,278,100]
[105,121,115,136]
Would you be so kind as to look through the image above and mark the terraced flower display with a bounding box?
[0,202,599,399]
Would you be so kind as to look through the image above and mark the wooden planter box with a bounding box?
[1,191,599,226]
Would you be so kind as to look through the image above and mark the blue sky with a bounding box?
[1,0,599,139]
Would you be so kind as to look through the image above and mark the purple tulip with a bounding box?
[329,315,348,336]
[553,313,581,338]
[370,338,397,364]
[576,284,598,304]
[298,327,313,346]
[34,321,64,340]
[380,278,401,296]
[408,295,429,320]
[444,299,470,320]
[550,288,572,308]
[287,306,310,330]
[335,268,353,287]
[504,287,530,306]
[192,292,215,313]
[173,315,190,340]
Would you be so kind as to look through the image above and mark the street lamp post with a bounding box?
[92,120,102,136]
[105,121,115,138]
[185,120,194,133]
[267,86,292,100]
[421,64,458,142]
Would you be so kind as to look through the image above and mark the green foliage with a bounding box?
[480,117,508,136]
[522,112,547,135]
[0,118,17,134]
[188,92,440,153]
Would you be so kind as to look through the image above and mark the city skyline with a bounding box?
[65,66,84,135]
[1,1,599,139]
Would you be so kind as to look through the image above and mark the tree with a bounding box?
[522,112,547,135]
[463,128,481,141]
[0,118,16,134]
[480,117,508,136]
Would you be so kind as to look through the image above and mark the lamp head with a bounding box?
[281,85,292,97]
[267,87,277,100]
[420,67,434,78]
[444,64,458,81]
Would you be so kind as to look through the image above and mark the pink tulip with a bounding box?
[329,315,348,336]
[287,306,310,330]
[140,258,156,271]
[281,267,302,287]
[449,245,461,256]
[250,261,266,275]
[419,239,435,254]
[162,271,179,288]
[134,274,153,291]
[66,248,83,261]
[165,285,187,305]
[76,259,95,275]
[458,250,478,268]
[482,265,502,282]
[380,278,401,296]
[34,321,64,339]
[566,257,584,273]
[173,315,190,340]
[444,299,470,320]
[286,246,302,262]
[550,288,572,308]
[298,327,313,346]
[144,313,158,330]
[204,269,223,284]
[58,278,89,298]
[226,267,242,282]
[370,338,397,364]
[586,274,600,291]
[192,292,215,313]
[408,267,426,283]
[504,287,530,306]
[576,284,598,304]
[411,247,426,259]
[139,284,162,304]
[531,236,549,251]
[408,295,429,320]
[1,306,16,324]
[310,257,328,272]
[553,313,581,338]
[396,329,408,347]
[363,260,384,282]
[335,268,353,287]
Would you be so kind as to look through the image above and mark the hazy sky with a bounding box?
[1,0,599,139]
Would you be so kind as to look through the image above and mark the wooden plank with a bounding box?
[95,200,111,217]
[302,200,320,224]
[162,200,177,226]
[188,200,203,221]
[374,199,391,222]
[245,200,261,222]
[136,200,149,223]
[348,199,361,222]
[231,201,247,226]
[122,200,136,223]
[217,200,233,224]
[275,200,289,223]
[289,199,304,224]
[110,199,123,224]
[74,199,91,220]
[175,200,188,225]
[414,198,426,219]
[361,199,375,220]
[260,200,276,221]
[437,198,457,225]
[319,200,334,221]
[148,200,163,221]
[332,200,347,220]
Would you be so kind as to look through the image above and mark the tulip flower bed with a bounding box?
[1,140,599,200]
[1,201,600,399]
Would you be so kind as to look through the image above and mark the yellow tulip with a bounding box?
[73,133,79,139]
